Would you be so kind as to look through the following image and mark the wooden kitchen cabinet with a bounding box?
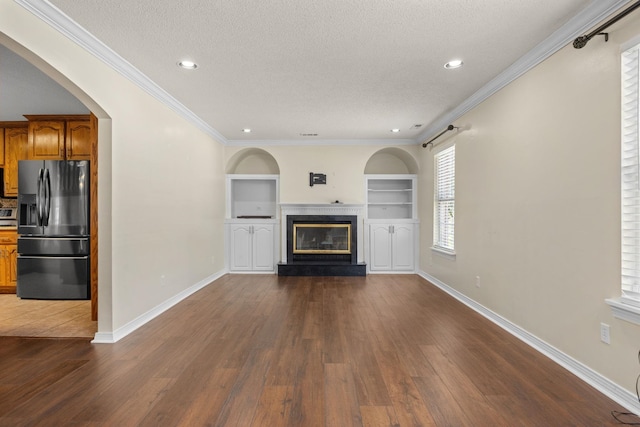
[27,120,65,159]
[24,115,91,160]
[66,120,92,160]
[4,124,28,197]
[0,230,17,294]
[0,127,4,168]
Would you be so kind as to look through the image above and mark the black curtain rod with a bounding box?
[422,124,457,148]
[574,0,640,48]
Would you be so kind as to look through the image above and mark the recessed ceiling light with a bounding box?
[391,129,400,133]
[178,60,198,70]
[444,59,463,69]
[242,128,251,133]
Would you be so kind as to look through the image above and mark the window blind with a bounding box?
[622,42,640,304]
[434,145,455,251]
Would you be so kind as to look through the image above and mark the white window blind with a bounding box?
[622,42,640,305]
[434,145,455,252]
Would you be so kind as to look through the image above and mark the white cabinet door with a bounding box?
[369,224,393,271]
[229,224,252,271]
[368,222,415,272]
[391,223,414,271]
[252,224,274,271]
[229,222,275,272]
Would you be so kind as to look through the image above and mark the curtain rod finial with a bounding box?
[573,35,589,49]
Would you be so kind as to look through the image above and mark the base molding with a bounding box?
[418,270,640,415]
[91,269,227,344]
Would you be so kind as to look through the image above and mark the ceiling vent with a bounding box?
[300,133,318,137]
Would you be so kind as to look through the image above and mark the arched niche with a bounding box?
[364,147,419,174]
[226,148,280,174]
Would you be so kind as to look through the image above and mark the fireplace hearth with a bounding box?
[277,214,366,276]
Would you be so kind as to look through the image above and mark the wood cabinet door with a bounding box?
[0,232,18,293]
[4,126,28,197]
[66,120,92,160]
[29,120,65,159]
[0,248,6,289]
[0,129,5,168]
[7,245,17,289]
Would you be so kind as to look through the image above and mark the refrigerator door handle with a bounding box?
[43,168,51,226]
[36,168,44,226]
[18,255,88,260]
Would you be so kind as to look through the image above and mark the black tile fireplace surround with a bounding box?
[277,214,366,276]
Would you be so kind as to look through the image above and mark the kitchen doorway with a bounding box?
[0,294,96,338]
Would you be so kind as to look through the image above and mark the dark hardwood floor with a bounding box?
[0,274,630,426]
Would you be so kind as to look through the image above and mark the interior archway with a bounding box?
[0,33,113,337]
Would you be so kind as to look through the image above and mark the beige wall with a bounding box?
[419,12,640,393]
[225,144,420,205]
[0,2,227,334]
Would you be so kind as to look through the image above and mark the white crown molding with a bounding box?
[16,0,632,147]
[418,270,640,415]
[416,0,632,145]
[226,138,417,147]
[14,0,229,145]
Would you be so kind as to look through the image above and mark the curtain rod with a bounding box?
[573,0,640,48]
[422,124,458,148]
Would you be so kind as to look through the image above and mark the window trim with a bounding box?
[612,36,640,324]
[433,145,456,255]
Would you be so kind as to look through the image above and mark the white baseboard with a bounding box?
[417,270,640,415]
[91,269,227,344]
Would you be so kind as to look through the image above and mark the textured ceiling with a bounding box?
[3,1,627,143]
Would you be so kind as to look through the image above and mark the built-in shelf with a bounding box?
[225,174,280,273]
[366,175,416,220]
[226,174,279,219]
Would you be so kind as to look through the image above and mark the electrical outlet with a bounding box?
[475,276,481,288]
[600,323,610,344]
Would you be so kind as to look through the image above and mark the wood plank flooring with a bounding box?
[0,294,96,338]
[0,274,630,426]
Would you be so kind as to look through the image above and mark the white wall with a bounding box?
[419,12,640,394]
[0,2,227,335]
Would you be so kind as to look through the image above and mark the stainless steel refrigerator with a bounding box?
[17,160,90,299]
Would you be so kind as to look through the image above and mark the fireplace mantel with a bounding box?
[280,203,365,265]
[280,203,365,217]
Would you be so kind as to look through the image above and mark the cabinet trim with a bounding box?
[23,115,90,121]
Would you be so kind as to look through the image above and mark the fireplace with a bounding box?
[287,215,357,263]
[278,210,366,276]
[294,223,351,254]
